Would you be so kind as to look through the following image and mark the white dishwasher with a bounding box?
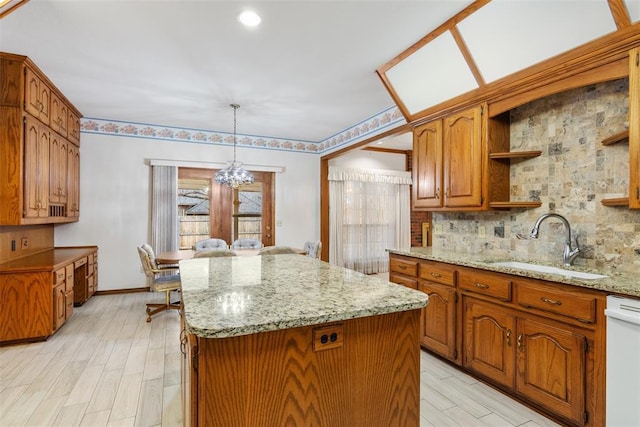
[605,295,640,427]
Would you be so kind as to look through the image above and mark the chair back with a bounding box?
[194,238,228,251]
[258,246,297,255]
[193,249,236,258]
[231,238,262,249]
[140,243,159,267]
[303,241,322,259]
[137,246,158,278]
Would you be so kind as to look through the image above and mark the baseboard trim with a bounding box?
[95,287,150,295]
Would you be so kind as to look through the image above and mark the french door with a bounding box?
[177,168,275,249]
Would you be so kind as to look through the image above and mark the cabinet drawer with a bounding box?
[458,268,511,301]
[419,261,455,286]
[54,268,66,284]
[516,281,597,323]
[74,257,87,269]
[389,273,418,290]
[390,257,418,277]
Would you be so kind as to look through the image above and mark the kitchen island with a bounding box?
[179,254,428,427]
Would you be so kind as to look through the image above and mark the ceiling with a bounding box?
[0,0,474,149]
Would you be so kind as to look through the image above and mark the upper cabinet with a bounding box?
[414,105,484,209]
[0,52,83,225]
[412,104,540,212]
[630,47,640,209]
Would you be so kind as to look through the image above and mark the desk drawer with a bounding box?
[459,268,511,301]
[516,280,597,323]
[54,268,65,285]
[390,257,418,278]
[419,261,455,287]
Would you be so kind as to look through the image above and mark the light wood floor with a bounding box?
[0,292,559,427]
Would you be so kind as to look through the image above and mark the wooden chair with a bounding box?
[258,246,297,255]
[137,246,181,322]
[303,241,322,259]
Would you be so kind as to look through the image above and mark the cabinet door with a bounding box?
[50,92,68,137]
[630,47,640,209]
[53,282,66,331]
[67,143,80,217]
[24,118,50,218]
[419,281,457,360]
[516,317,586,425]
[413,121,443,208]
[24,67,51,124]
[463,297,515,388]
[443,106,483,207]
[68,110,81,145]
[49,135,68,205]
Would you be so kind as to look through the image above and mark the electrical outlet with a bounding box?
[21,237,29,249]
[478,226,486,238]
[434,224,444,234]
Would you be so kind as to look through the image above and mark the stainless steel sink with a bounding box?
[489,261,608,280]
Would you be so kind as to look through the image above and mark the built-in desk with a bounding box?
[0,246,98,344]
[179,254,427,426]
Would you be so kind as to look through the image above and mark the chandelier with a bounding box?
[214,104,255,188]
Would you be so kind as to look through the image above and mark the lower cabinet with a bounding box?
[462,297,587,425]
[418,281,457,361]
[0,246,98,344]
[388,253,606,426]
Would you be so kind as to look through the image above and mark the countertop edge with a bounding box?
[388,248,640,298]
[184,300,427,339]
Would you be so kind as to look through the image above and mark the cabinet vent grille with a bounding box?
[49,204,66,217]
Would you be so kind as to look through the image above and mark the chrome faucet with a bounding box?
[529,213,580,266]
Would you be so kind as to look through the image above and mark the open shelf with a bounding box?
[601,130,629,146]
[601,197,629,207]
[489,201,542,209]
[489,151,542,160]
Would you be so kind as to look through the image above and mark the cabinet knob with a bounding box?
[506,329,512,346]
[435,188,440,198]
[430,272,441,278]
[474,282,489,289]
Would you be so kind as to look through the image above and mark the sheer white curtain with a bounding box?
[328,166,411,274]
[151,165,178,254]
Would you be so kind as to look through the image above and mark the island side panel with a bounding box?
[195,309,421,427]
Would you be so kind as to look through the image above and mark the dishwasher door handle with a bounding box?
[605,308,640,326]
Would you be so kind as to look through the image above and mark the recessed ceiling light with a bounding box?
[238,10,261,27]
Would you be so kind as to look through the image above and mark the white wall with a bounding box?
[328,148,406,170]
[54,134,320,291]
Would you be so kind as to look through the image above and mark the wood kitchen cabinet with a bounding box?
[49,134,68,205]
[389,254,459,363]
[24,65,51,124]
[0,52,82,225]
[418,260,458,362]
[0,246,98,344]
[413,105,484,209]
[388,253,606,426]
[629,47,639,209]
[23,117,50,219]
[50,92,68,137]
[412,104,542,211]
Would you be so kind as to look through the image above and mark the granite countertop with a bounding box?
[179,254,428,338]
[388,247,640,298]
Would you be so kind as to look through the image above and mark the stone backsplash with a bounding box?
[432,78,640,274]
